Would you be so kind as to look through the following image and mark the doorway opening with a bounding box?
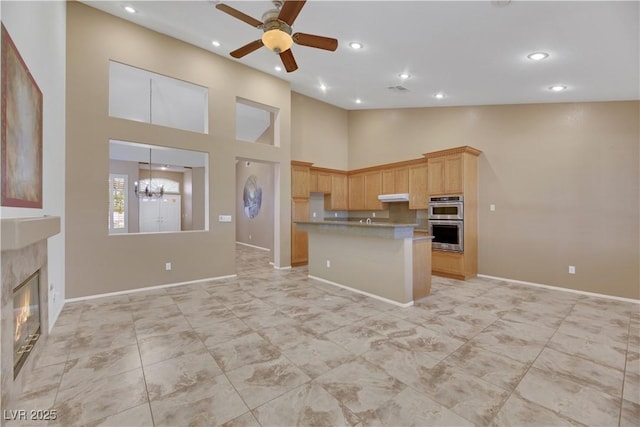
[235,158,280,273]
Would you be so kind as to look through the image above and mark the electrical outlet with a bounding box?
[165,262,172,271]
[326,259,331,268]
[312,212,317,218]
[334,212,338,217]
[218,215,232,222]
[372,212,376,218]
[249,234,252,240]
[568,265,575,274]
[490,204,496,211]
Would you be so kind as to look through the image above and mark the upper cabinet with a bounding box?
[408,163,428,209]
[348,171,384,211]
[291,162,312,198]
[310,169,332,194]
[324,172,348,211]
[348,174,365,210]
[382,167,409,195]
[364,171,383,210]
[426,146,481,196]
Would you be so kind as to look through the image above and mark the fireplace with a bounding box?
[13,270,41,379]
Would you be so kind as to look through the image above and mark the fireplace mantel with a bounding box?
[1,216,60,251]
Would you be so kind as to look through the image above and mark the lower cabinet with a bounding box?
[431,250,467,279]
[291,198,310,266]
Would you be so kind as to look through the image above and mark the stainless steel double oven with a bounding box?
[428,195,464,252]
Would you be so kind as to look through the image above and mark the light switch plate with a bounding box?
[218,215,232,222]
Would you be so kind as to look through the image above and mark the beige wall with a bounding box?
[66,3,291,298]
[291,92,349,170]
[348,102,640,299]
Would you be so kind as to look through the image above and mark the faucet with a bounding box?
[366,218,372,224]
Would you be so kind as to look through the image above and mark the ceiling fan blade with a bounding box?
[292,33,338,51]
[278,0,306,26]
[280,49,298,72]
[216,3,263,28]
[230,40,264,58]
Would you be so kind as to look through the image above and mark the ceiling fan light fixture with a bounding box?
[262,29,293,53]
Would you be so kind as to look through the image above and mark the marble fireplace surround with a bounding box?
[1,216,60,408]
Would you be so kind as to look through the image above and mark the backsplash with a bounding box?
[309,196,428,228]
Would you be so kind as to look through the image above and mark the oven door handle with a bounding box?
[429,220,463,225]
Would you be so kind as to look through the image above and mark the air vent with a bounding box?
[387,85,409,92]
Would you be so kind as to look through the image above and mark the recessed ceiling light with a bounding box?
[549,85,567,92]
[434,92,446,99]
[320,84,327,91]
[527,52,549,61]
[399,73,410,80]
[124,6,136,14]
[355,98,362,104]
[349,42,363,50]
[274,65,282,72]
[211,40,221,47]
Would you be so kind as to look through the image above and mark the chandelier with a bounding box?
[134,148,164,198]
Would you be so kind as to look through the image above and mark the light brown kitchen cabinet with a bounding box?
[291,197,310,266]
[348,173,365,210]
[310,169,331,194]
[324,172,348,211]
[382,169,395,194]
[318,173,332,194]
[309,170,318,193]
[424,146,481,279]
[381,167,409,194]
[394,167,409,193]
[427,154,463,195]
[291,162,312,198]
[364,171,384,210]
[408,163,428,209]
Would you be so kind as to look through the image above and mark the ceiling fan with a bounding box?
[215,0,338,72]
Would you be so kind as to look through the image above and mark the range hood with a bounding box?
[378,193,410,202]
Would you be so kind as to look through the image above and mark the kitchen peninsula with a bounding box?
[296,221,433,306]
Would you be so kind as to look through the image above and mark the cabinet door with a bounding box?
[326,173,348,210]
[364,171,383,210]
[317,172,332,193]
[382,169,395,194]
[348,174,365,210]
[291,198,310,266]
[309,170,318,193]
[291,165,310,198]
[408,164,428,209]
[444,155,463,194]
[394,167,409,193]
[427,157,445,195]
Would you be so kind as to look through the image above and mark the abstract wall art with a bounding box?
[243,175,262,219]
[1,23,43,208]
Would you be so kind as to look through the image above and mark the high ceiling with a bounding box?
[84,0,639,110]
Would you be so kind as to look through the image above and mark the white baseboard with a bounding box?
[235,241,271,251]
[270,262,292,270]
[308,275,414,308]
[477,274,640,304]
[65,274,237,303]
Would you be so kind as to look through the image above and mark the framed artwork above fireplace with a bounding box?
[1,23,43,208]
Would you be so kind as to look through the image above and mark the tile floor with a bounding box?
[6,244,639,426]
